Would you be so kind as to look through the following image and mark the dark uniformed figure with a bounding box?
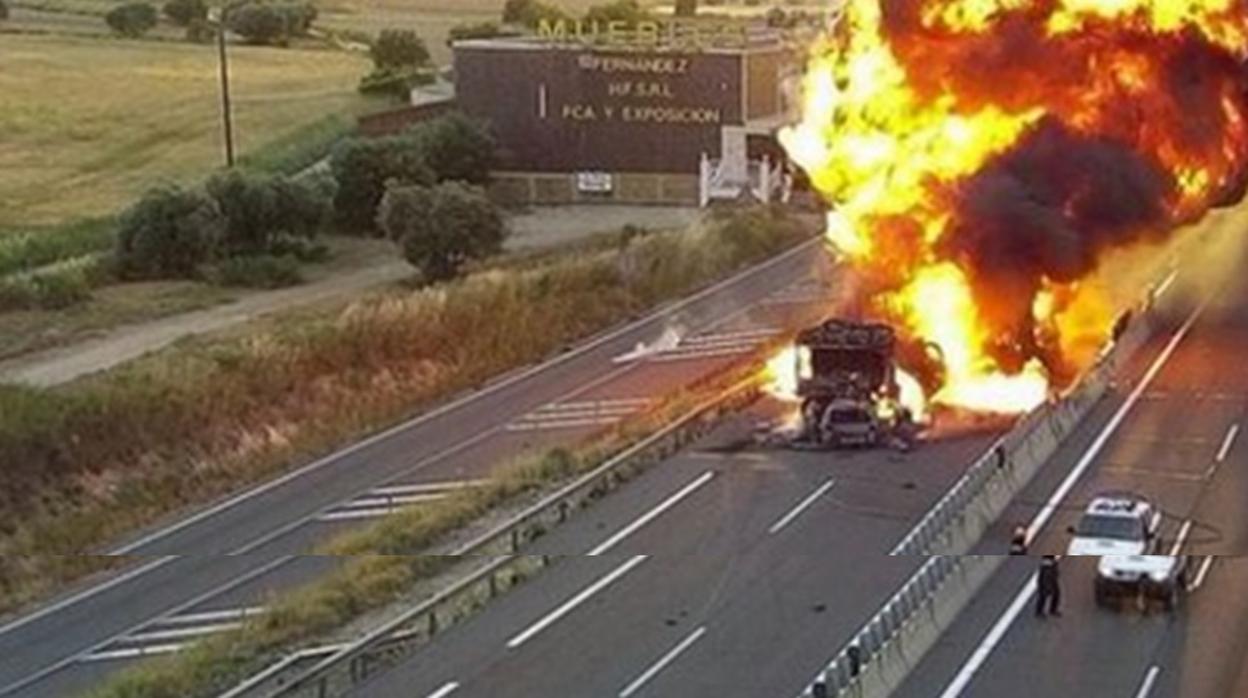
[1009,525,1028,555]
[1036,555,1062,617]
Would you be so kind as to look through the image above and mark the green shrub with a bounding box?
[268,234,330,262]
[406,112,496,185]
[207,254,303,288]
[380,181,507,281]
[162,0,205,25]
[116,185,222,280]
[225,2,313,45]
[329,136,433,234]
[369,29,429,70]
[104,2,157,37]
[205,170,327,255]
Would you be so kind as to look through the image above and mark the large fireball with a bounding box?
[782,0,1248,414]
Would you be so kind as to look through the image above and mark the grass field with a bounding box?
[0,33,373,226]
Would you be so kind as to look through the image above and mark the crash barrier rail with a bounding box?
[799,265,1184,698]
[799,554,979,698]
[247,376,762,698]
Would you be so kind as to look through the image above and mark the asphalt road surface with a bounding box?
[896,239,1248,698]
[340,404,1003,698]
[0,238,850,698]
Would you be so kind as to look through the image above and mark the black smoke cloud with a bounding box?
[939,117,1173,371]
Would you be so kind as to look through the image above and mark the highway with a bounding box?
[895,236,1248,698]
[0,236,848,698]
[340,401,1003,698]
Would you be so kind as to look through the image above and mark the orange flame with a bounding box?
[782,0,1248,415]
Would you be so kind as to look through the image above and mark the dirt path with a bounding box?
[0,206,701,388]
[0,260,413,387]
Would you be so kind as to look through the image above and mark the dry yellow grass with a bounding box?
[0,34,373,226]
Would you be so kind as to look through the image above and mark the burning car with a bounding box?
[786,319,921,450]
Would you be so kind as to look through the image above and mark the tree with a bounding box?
[162,0,206,26]
[501,0,569,28]
[674,0,697,16]
[330,136,434,234]
[378,182,506,281]
[227,3,285,44]
[105,2,158,37]
[226,2,314,45]
[407,112,496,185]
[370,29,430,70]
[0,0,10,21]
[206,170,330,254]
[584,0,651,25]
[116,185,222,279]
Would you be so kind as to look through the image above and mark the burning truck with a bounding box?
[780,319,925,450]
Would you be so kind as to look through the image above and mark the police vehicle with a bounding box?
[1066,492,1188,610]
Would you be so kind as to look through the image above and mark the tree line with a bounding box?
[116,112,505,286]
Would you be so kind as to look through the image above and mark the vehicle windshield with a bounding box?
[1075,514,1143,541]
[827,408,871,424]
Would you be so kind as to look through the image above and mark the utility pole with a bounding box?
[212,7,236,168]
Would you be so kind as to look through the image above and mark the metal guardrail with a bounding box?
[253,376,761,698]
[801,555,968,698]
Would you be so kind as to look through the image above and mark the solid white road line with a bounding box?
[618,626,707,698]
[1134,666,1162,698]
[940,302,1206,698]
[425,681,460,698]
[768,479,836,535]
[588,471,716,556]
[1026,303,1205,541]
[1168,520,1193,557]
[1216,423,1240,463]
[937,579,1036,698]
[1190,556,1216,590]
[506,555,647,649]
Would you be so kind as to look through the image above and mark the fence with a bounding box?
[248,377,761,698]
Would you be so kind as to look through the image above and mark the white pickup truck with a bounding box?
[1066,492,1188,611]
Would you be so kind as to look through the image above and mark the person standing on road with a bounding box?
[1009,525,1028,555]
[1036,555,1062,618]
